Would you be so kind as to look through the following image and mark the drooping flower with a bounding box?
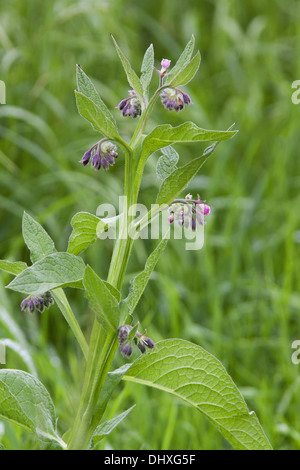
[135,331,155,354]
[160,88,191,112]
[168,194,211,231]
[80,139,118,171]
[118,325,155,358]
[118,325,134,358]
[21,291,54,314]
[117,90,142,118]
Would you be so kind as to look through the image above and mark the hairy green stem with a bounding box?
[68,145,138,450]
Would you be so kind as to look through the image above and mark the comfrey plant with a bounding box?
[0,36,272,450]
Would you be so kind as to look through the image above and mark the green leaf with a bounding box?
[125,238,168,316]
[168,50,201,86]
[167,35,195,82]
[6,252,85,295]
[156,155,206,206]
[0,369,65,449]
[75,91,119,140]
[155,128,235,206]
[140,44,154,98]
[156,146,179,181]
[83,266,120,332]
[93,405,135,444]
[68,212,105,256]
[111,35,144,103]
[123,339,272,451]
[103,281,121,303]
[98,364,132,418]
[139,122,237,175]
[76,65,117,129]
[0,260,27,276]
[22,212,56,263]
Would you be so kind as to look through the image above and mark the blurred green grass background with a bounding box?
[1,0,300,450]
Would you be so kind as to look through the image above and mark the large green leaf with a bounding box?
[22,212,56,263]
[0,260,27,276]
[0,369,65,449]
[76,65,117,129]
[75,91,119,140]
[168,51,201,87]
[139,122,237,173]
[67,212,105,256]
[83,266,120,332]
[6,252,85,295]
[123,339,272,450]
[92,406,135,444]
[124,238,168,317]
[111,35,144,103]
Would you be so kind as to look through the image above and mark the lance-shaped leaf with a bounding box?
[75,91,119,140]
[156,155,207,206]
[139,122,237,172]
[83,266,120,332]
[68,212,106,256]
[0,369,65,449]
[136,135,233,235]
[22,212,56,263]
[166,35,195,82]
[140,43,154,98]
[6,252,85,295]
[0,260,27,276]
[155,128,234,206]
[111,35,144,103]
[76,65,117,129]
[93,406,135,445]
[123,339,273,451]
[168,50,201,87]
[124,238,168,316]
[97,364,132,419]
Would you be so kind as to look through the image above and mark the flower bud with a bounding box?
[80,146,94,166]
[21,291,54,314]
[161,58,171,70]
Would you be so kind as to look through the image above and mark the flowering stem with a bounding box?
[68,147,137,450]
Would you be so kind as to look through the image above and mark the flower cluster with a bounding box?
[20,291,54,314]
[118,90,142,118]
[168,194,211,231]
[118,324,155,358]
[80,140,118,171]
[160,87,191,112]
